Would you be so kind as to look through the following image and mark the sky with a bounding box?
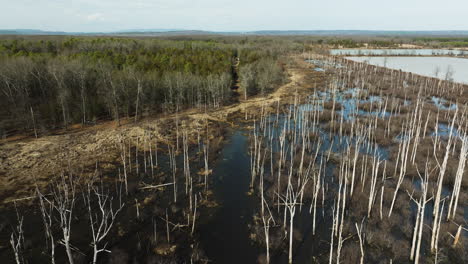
[1,0,468,32]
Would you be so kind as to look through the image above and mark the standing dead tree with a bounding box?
[250,121,265,189]
[37,187,56,264]
[309,160,323,235]
[355,220,365,264]
[388,98,422,218]
[202,118,211,192]
[49,173,77,264]
[367,152,381,218]
[433,108,457,212]
[279,175,309,264]
[117,135,129,195]
[335,159,349,264]
[260,159,276,264]
[447,133,467,220]
[407,163,432,264]
[83,179,125,264]
[9,205,24,264]
[168,145,177,203]
[431,109,457,254]
[388,131,410,217]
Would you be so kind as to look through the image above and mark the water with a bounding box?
[432,123,460,138]
[331,49,468,56]
[199,130,260,264]
[305,59,343,69]
[306,88,391,121]
[346,56,468,84]
[431,96,457,110]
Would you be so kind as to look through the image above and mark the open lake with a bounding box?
[345,56,468,84]
[331,48,468,56]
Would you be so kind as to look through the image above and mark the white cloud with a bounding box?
[86,13,105,21]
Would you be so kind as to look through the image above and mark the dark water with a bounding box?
[199,130,260,263]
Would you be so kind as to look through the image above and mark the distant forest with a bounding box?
[0,37,299,137]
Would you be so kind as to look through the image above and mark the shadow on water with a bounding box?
[199,129,260,263]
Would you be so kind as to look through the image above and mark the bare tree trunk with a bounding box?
[135,79,141,122]
[355,222,365,264]
[30,106,37,138]
[9,207,24,264]
[447,134,467,220]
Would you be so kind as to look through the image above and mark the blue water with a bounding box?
[431,96,457,111]
[431,123,460,138]
[305,88,391,121]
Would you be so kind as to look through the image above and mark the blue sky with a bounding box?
[1,0,467,32]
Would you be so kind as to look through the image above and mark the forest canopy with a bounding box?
[0,36,296,137]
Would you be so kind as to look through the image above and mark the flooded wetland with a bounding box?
[1,44,467,264]
[4,0,468,261]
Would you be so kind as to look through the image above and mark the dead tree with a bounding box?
[447,134,467,220]
[408,163,432,264]
[202,124,210,191]
[50,173,77,264]
[431,109,457,254]
[279,175,309,264]
[191,194,198,236]
[83,180,125,264]
[9,205,24,264]
[355,221,365,264]
[117,136,128,195]
[134,77,142,122]
[260,162,275,264]
[367,153,381,218]
[168,145,177,202]
[433,108,457,219]
[37,187,56,264]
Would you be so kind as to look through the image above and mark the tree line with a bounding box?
[0,37,295,137]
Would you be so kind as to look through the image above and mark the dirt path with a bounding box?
[0,55,321,204]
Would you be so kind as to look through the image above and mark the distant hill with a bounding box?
[0,29,69,35]
[112,30,217,36]
[2,29,468,37]
[245,30,468,36]
[114,29,184,33]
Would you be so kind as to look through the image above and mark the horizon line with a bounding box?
[3,28,468,33]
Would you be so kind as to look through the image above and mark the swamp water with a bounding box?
[202,84,468,262]
[1,61,465,263]
[198,86,395,263]
[0,94,392,264]
[199,130,260,264]
[142,64,465,262]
